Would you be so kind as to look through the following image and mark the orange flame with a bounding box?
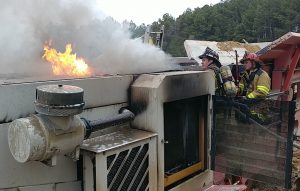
[43,43,91,77]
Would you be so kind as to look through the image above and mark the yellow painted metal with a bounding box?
[164,162,204,187]
[164,111,205,187]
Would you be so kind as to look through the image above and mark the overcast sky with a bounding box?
[96,0,221,25]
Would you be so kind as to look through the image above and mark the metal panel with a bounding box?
[81,127,157,153]
[0,75,133,122]
[83,155,94,191]
[82,131,157,191]
[131,71,215,191]
[0,123,77,189]
[0,103,126,189]
[80,103,128,122]
[56,181,81,191]
[258,32,300,60]
[163,96,207,187]
[212,96,295,189]
[19,184,55,191]
[107,143,149,191]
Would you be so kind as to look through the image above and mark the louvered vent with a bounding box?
[107,143,149,191]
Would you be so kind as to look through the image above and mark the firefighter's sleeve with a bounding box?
[247,73,271,98]
[207,68,218,91]
[238,73,247,96]
[239,80,245,94]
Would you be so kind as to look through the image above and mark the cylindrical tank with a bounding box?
[8,84,86,164]
[35,84,84,116]
[220,65,238,97]
[8,115,85,163]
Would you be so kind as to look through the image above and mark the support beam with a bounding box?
[282,48,300,93]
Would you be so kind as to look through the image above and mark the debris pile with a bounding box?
[217,41,261,52]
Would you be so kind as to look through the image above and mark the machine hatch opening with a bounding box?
[163,95,208,187]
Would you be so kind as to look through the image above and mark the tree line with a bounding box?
[128,0,300,56]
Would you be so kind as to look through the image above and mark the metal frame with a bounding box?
[0,75,133,123]
[81,127,157,191]
[164,110,205,186]
[212,96,295,188]
[131,71,215,191]
[285,101,296,188]
[282,48,300,95]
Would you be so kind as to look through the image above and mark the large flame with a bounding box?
[43,43,91,77]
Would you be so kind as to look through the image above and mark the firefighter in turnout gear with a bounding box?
[200,47,239,185]
[199,47,223,95]
[239,53,271,98]
[239,52,271,125]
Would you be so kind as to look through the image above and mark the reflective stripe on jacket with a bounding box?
[239,68,271,98]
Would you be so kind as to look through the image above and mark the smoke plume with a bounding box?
[0,0,177,77]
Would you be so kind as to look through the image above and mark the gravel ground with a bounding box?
[251,182,285,191]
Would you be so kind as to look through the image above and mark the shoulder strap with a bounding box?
[208,64,224,95]
[208,64,220,76]
[249,68,263,82]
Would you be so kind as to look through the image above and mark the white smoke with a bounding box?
[0,0,177,77]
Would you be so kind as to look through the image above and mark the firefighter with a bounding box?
[239,52,271,99]
[199,47,223,95]
[200,47,235,185]
[226,53,272,187]
[239,52,271,124]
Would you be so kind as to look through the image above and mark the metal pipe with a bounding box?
[266,91,287,98]
[235,50,239,87]
[82,108,135,139]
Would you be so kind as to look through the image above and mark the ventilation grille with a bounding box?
[107,143,149,191]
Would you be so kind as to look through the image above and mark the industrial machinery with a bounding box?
[143,25,164,48]
[0,71,216,191]
[0,32,299,191]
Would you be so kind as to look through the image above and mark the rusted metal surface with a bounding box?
[258,32,300,60]
[282,48,300,94]
[257,32,300,94]
[291,70,300,84]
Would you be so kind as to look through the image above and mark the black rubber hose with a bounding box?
[82,108,135,139]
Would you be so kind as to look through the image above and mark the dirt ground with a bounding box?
[251,182,285,191]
